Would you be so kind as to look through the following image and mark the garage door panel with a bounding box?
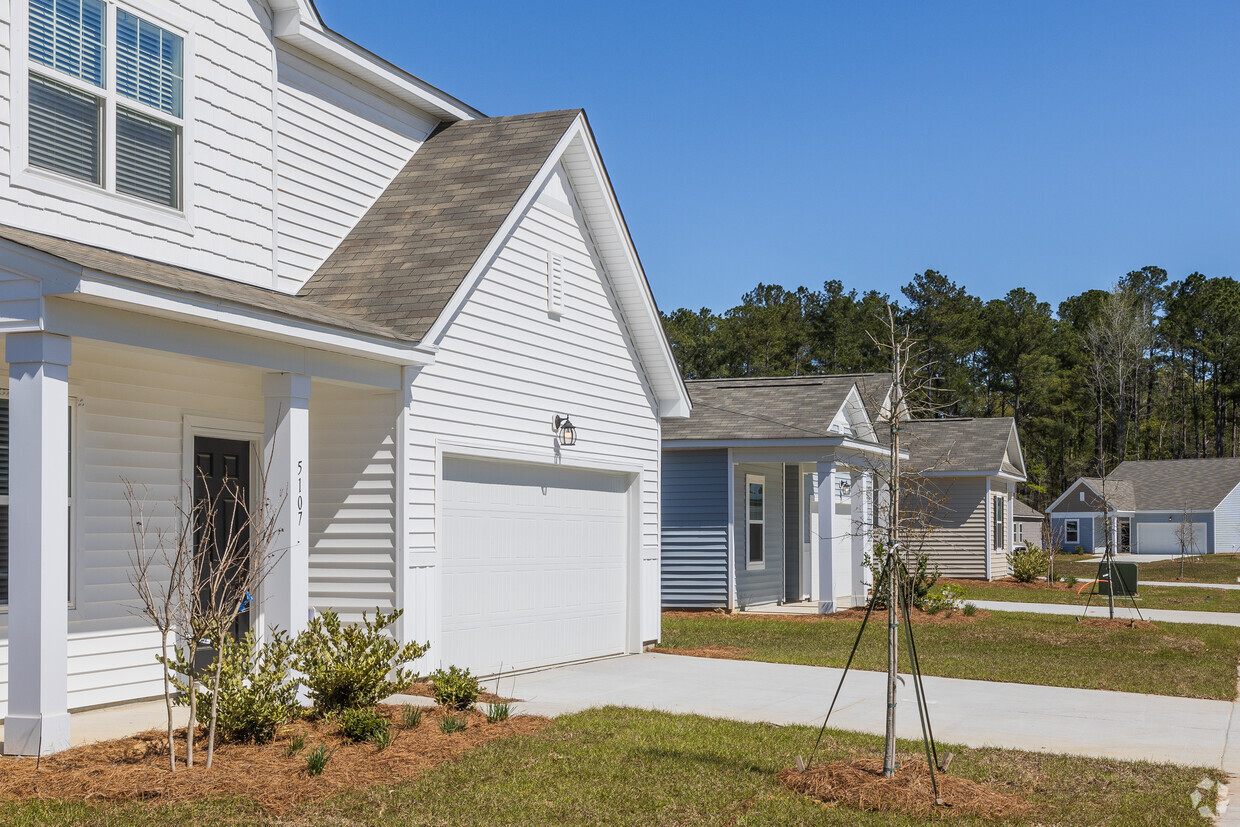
[441,456,630,675]
[1137,521,1203,554]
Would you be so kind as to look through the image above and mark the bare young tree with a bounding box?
[1042,516,1065,583]
[1085,286,1153,470]
[124,482,196,770]
[1176,499,1201,578]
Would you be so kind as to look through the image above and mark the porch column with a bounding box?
[4,333,71,755]
[815,461,839,613]
[262,373,311,638]
[851,471,874,604]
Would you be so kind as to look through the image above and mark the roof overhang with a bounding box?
[664,437,901,459]
[417,112,692,419]
[270,5,482,122]
[1,238,437,367]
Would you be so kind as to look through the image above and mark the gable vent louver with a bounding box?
[547,252,565,316]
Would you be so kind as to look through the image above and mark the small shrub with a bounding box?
[1008,544,1051,583]
[400,704,423,729]
[306,744,332,776]
[439,713,467,734]
[170,630,299,745]
[369,726,394,751]
[919,584,965,615]
[866,546,940,609]
[1065,575,1079,588]
[292,608,429,713]
[430,665,480,710]
[285,733,306,757]
[338,707,389,742]
[1073,545,1085,555]
[962,602,978,617]
[485,702,511,723]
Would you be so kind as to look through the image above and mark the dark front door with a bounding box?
[1118,519,1131,554]
[193,436,252,665]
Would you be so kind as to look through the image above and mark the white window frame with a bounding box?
[1064,519,1079,545]
[745,473,765,570]
[11,0,196,231]
[992,494,1006,551]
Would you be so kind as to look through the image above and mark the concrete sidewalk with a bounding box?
[1144,580,1240,591]
[968,599,1240,626]
[510,653,1237,772]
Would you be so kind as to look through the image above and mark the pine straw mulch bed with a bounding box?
[662,607,991,626]
[941,576,1074,592]
[401,679,519,704]
[0,704,549,814]
[778,757,1029,820]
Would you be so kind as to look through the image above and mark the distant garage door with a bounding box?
[440,456,631,675]
[1136,521,1204,555]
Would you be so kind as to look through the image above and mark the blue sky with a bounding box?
[315,0,1240,315]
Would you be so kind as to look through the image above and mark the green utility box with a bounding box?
[1097,561,1138,597]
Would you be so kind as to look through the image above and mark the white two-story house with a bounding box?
[0,0,688,755]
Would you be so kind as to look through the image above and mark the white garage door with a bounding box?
[440,456,631,675]
[1137,521,1203,555]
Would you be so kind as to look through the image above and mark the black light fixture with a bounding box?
[553,414,578,446]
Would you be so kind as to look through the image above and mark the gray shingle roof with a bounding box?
[662,375,873,441]
[298,109,582,341]
[1104,458,1240,511]
[1014,498,1044,520]
[901,417,1023,478]
[0,225,408,341]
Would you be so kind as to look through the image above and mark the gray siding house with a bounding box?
[661,375,890,612]
[1048,458,1240,555]
[901,418,1027,580]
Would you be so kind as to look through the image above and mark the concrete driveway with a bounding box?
[509,653,1239,773]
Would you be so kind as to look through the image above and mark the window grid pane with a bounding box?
[29,73,103,184]
[117,10,183,117]
[29,0,106,87]
[116,107,179,207]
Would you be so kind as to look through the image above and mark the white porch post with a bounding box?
[262,373,311,638]
[4,333,71,756]
[851,471,874,604]
[816,461,838,613]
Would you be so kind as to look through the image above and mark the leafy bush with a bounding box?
[1008,545,1051,583]
[865,546,940,610]
[1065,575,1079,588]
[338,707,389,742]
[962,602,978,617]
[400,705,423,729]
[439,713,467,734]
[430,665,480,710]
[172,630,299,745]
[919,584,965,615]
[306,744,332,776]
[485,702,512,723]
[1073,545,1085,555]
[292,608,429,713]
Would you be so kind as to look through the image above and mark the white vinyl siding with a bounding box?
[272,47,435,290]
[911,477,988,579]
[403,165,663,663]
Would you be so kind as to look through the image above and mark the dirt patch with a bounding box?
[650,645,755,660]
[778,757,1028,820]
[402,679,519,704]
[0,704,548,813]
[1077,617,1159,631]
[663,607,989,625]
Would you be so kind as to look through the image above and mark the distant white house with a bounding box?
[1048,458,1240,555]
[0,0,688,754]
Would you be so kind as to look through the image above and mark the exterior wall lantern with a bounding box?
[836,478,851,500]
[553,414,578,446]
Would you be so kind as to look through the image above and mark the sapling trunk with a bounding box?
[160,628,175,771]
[884,555,898,777]
[206,634,223,768]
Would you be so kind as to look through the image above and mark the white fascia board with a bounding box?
[419,114,692,421]
[1006,422,1028,478]
[664,437,900,458]
[68,274,436,366]
[273,14,480,122]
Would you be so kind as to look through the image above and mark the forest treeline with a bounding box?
[661,267,1239,508]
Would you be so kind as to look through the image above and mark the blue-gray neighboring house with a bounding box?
[1047,458,1240,555]
[660,375,894,613]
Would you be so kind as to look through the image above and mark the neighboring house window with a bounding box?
[27,0,184,209]
[746,474,765,569]
[992,495,1005,550]
[1064,519,1079,544]
[1014,523,1024,543]
[0,398,76,607]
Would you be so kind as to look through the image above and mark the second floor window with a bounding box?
[28,0,184,209]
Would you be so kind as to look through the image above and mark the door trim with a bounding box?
[434,438,644,668]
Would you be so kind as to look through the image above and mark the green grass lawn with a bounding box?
[1051,552,1240,584]
[949,579,1240,612]
[659,611,1240,699]
[0,708,1223,826]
